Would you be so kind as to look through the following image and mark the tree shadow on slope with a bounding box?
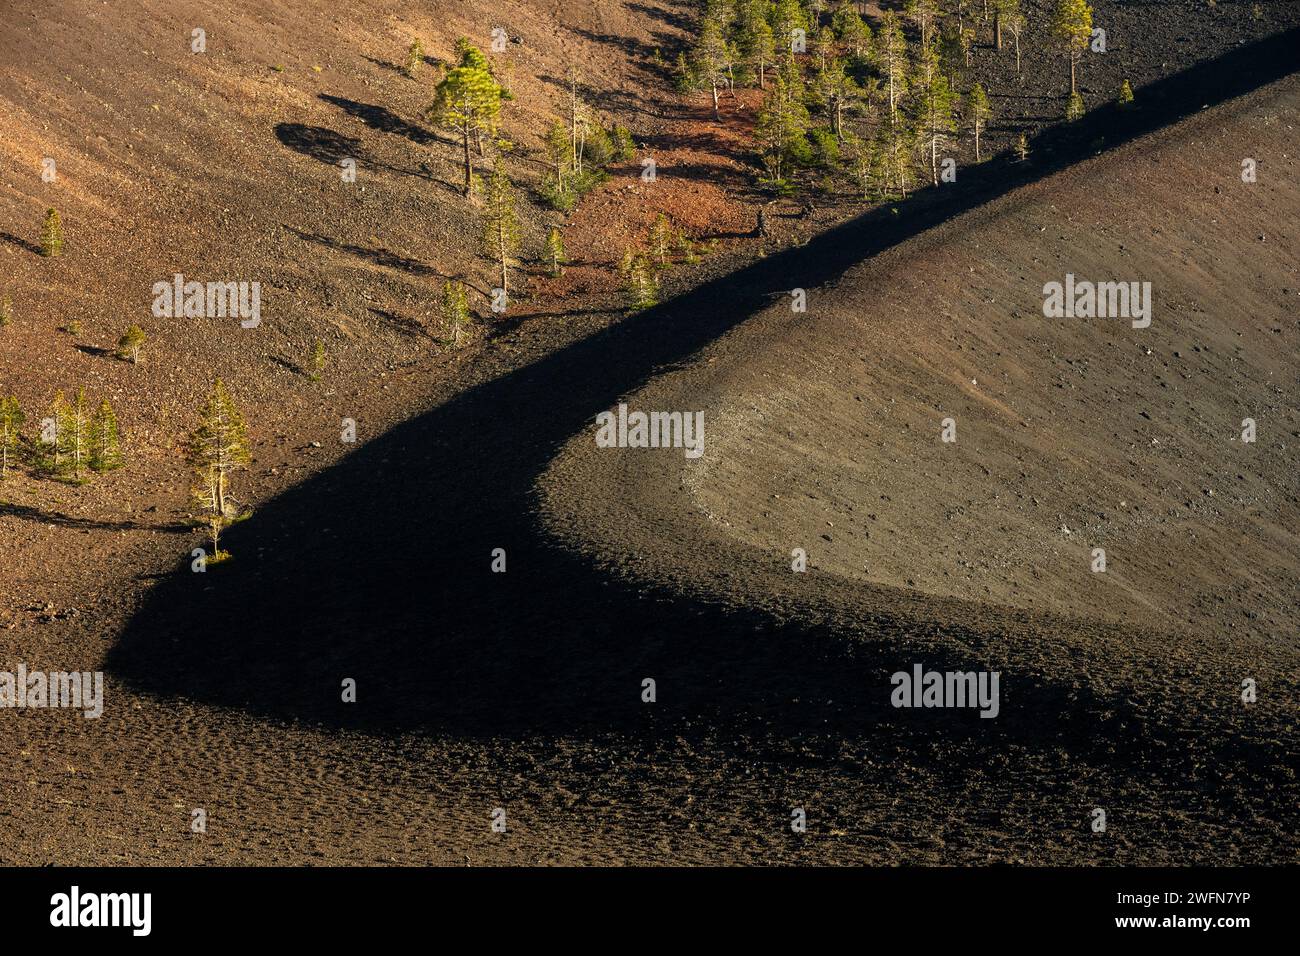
[108,33,1300,755]
[318,94,449,147]
[284,227,444,277]
[275,123,363,166]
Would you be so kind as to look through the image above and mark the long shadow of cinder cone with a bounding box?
[108,31,1300,748]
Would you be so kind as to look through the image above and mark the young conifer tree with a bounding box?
[875,12,909,128]
[406,39,425,78]
[186,380,251,559]
[912,37,955,187]
[831,2,871,61]
[1051,0,1093,95]
[41,208,64,257]
[308,339,325,381]
[755,73,811,188]
[966,83,991,161]
[544,227,567,277]
[1066,90,1085,120]
[0,395,22,480]
[619,251,659,311]
[117,325,146,363]
[55,388,91,481]
[649,213,676,267]
[440,280,472,346]
[543,119,573,208]
[39,390,68,476]
[89,399,123,472]
[482,168,521,299]
[429,42,503,198]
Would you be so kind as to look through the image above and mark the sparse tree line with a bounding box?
[674,0,1126,200]
[620,213,708,311]
[417,35,690,325]
[0,388,122,483]
[0,375,255,564]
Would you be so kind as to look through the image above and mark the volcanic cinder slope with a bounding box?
[542,73,1300,861]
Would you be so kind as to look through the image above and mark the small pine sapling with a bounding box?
[966,83,991,162]
[482,168,521,298]
[56,387,90,483]
[41,208,64,257]
[406,39,425,78]
[0,395,22,480]
[88,399,123,472]
[619,250,659,311]
[649,213,675,267]
[308,339,325,381]
[440,280,473,346]
[117,325,146,363]
[1066,91,1085,121]
[186,380,251,562]
[544,227,567,278]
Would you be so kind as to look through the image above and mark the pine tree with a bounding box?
[88,399,123,472]
[675,228,699,264]
[41,208,63,257]
[482,168,521,299]
[992,0,1021,51]
[1016,131,1029,161]
[55,388,90,481]
[186,380,251,560]
[539,119,576,211]
[741,3,777,88]
[966,83,991,161]
[1051,0,1093,96]
[406,38,425,78]
[38,390,68,476]
[812,56,860,141]
[691,12,731,119]
[117,325,146,363]
[440,280,473,346]
[0,395,22,480]
[877,120,916,199]
[566,68,593,174]
[309,339,325,381]
[771,0,809,50]
[545,226,567,277]
[755,72,811,188]
[1066,90,1085,120]
[831,2,871,61]
[842,129,880,199]
[1117,79,1134,108]
[875,13,909,129]
[1006,7,1026,77]
[904,0,940,49]
[610,123,636,162]
[648,214,676,267]
[939,21,971,88]
[429,44,503,198]
[913,42,956,187]
[619,251,659,311]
